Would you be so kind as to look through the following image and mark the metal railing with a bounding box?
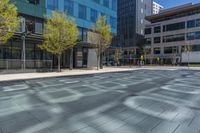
[0,59,53,70]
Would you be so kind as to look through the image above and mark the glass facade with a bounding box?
[46,0,117,33]
[163,22,185,32]
[164,46,178,54]
[154,26,161,33]
[187,19,200,28]
[3,0,117,69]
[103,0,109,8]
[78,4,87,19]
[187,31,200,40]
[64,0,74,16]
[154,37,161,44]
[145,28,152,35]
[110,16,117,29]
[47,0,58,10]
[163,34,185,43]
[154,48,160,54]
[145,38,151,45]
[90,9,98,22]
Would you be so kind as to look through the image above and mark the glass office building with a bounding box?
[0,0,117,69]
[115,0,152,65]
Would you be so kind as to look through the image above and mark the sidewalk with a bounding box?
[0,67,137,82]
[0,66,199,82]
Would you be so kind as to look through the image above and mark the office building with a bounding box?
[0,0,117,69]
[116,0,152,65]
[152,1,163,14]
[145,3,200,64]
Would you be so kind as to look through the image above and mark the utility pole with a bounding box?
[20,17,26,70]
[21,34,26,70]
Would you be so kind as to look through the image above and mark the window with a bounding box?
[78,27,83,41]
[187,20,195,28]
[145,28,151,35]
[103,0,109,8]
[78,4,87,19]
[112,0,117,11]
[35,20,43,34]
[163,34,185,43]
[28,0,40,4]
[192,45,200,51]
[154,48,160,54]
[154,26,161,33]
[196,31,200,39]
[187,31,200,40]
[90,9,98,22]
[110,16,117,29]
[47,0,58,10]
[163,22,185,32]
[164,47,173,54]
[196,19,200,27]
[64,0,74,16]
[145,38,151,45]
[187,32,196,40]
[93,0,100,4]
[164,47,178,54]
[154,37,161,44]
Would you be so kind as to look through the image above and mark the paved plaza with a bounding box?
[0,69,200,133]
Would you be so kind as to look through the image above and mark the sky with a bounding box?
[155,0,200,9]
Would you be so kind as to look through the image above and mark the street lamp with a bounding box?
[19,17,31,70]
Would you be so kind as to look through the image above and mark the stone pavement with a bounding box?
[0,66,200,82]
[0,69,200,133]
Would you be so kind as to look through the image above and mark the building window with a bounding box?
[47,0,58,10]
[28,0,40,4]
[154,26,161,33]
[154,48,160,54]
[164,47,178,54]
[187,20,195,28]
[196,19,200,27]
[154,37,161,44]
[64,0,74,16]
[35,20,43,34]
[103,0,109,8]
[110,16,117,29]
[187,31,200,40]
[145,38,151,45]
[145,28,151,35]
[192,45,200,51]
[187,32,196,40]
[163,34,185,42]
[112,0,117,11]
[78,4,87,19]
[163,22,185,32]
[90,9,98,22]
[93,0,100,4]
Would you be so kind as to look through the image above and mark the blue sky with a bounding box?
[155,0,200,9]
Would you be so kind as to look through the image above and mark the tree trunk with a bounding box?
[70,48,73,70]
[97,49,100,70]
[100,51,103,69]
[57,54,61,72]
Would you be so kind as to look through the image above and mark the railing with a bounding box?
[0,59,53,70]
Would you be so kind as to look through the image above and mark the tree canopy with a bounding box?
[0,0,18,44]
[92,16,112,49]
[40,11,78,71]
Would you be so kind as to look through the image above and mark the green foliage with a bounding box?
[92,16,112,49]
[40,11,78,56]
[0,0,19,44]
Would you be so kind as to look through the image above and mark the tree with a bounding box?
[0,0,18,44]
[40,11,78,72]
[89,16,112,70]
